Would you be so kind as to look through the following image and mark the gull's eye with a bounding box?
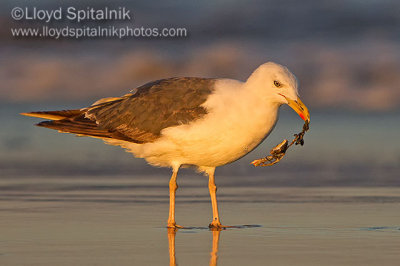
[274,80,282,88]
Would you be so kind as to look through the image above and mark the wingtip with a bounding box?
[20,112,37,117]
[19,111,71,120]
[36,120,48,126]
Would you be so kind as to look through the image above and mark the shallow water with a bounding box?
[3,104,400,187]
[1,175,399,266]
[2,105,400,265]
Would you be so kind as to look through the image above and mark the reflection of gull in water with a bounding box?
[21,62,310,228]
[168,228,222,266]
[168,229,177,266]
[209,229,221,266]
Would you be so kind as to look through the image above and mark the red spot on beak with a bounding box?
[299,113,305,120]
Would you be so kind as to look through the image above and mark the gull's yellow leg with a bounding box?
[207,168,224,228]
[167,168,182,228]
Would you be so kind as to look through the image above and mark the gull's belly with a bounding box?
[158,113,278,167]
[179,131,266,166]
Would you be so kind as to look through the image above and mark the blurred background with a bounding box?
[1,0,399,186]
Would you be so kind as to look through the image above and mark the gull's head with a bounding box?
[246,62,310,122]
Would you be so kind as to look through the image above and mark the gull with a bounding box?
[21,62,310,229]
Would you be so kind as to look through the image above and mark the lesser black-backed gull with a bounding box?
[21,62,310,229]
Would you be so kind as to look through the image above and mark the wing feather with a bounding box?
[23,77,216,144]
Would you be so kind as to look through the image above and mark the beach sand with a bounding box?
[1,175,399,266]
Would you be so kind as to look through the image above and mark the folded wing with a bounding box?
[21,77,216,144]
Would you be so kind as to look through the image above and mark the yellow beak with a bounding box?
[282,95,310,122]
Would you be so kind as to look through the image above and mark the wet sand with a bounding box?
[1,176,400,265]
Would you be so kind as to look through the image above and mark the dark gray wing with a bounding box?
[85,77,216,143]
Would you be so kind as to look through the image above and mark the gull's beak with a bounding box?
[280,94,310,122]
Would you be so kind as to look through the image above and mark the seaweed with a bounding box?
[251,120,309,167]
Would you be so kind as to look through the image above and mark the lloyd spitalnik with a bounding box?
[23,7,131,23]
